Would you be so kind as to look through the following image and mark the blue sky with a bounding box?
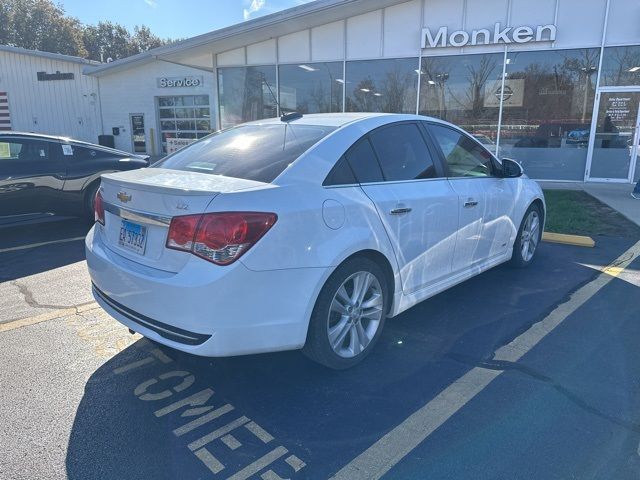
[58,0,314,39]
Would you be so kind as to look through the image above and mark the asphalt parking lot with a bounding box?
[1,215,639,480]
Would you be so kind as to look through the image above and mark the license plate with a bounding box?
[118,220,147,255]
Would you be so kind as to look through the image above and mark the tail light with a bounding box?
[95,190,105,225]
[166,212,277,265]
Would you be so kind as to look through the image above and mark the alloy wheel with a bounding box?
[520,210,540,262]
[327,271,384,359]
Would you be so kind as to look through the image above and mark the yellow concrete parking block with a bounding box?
[542,232,596,248]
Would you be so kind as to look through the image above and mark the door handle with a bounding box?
[390,207,412,215]
[464,199,478,208]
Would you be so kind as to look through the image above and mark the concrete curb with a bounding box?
[542,232,596,248]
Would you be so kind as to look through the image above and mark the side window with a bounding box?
[344,137,384,183]
[323,156,356,186]
[0,139,49,161]
[427,124,494,178]
[72,146,99,160]
[369,123,438,181]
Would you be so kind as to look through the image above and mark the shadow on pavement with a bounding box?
[65,237,637,480]
[0,216,90,282]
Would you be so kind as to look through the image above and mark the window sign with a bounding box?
[130,114,146,153]
[605,96,632,122]
[484,79,525,108]
[166,138,196,154]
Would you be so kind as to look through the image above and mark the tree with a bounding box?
[133,25,165,52]
[1,0,86,57]
[0,0,172,61]
[82,21,135,61]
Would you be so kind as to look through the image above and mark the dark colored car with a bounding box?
[0,132,149,221]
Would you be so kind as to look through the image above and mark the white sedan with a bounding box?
[86,113,544,369]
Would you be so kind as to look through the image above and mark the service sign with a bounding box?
[157,76,203,88]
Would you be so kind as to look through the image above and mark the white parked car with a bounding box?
[86,113,544,369]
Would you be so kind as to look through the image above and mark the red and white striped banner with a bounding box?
[0,92,11,131]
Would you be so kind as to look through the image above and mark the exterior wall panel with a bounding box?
[555,0,607,48]
[246,39,277,65]
[0,50,99,142]
[383,0,422,57]
[217,48,246,66]
[509,0,557,28]
[278,30,311,63]
[311,21,345,61]
[605,0,640,45]
[347,10,383,59]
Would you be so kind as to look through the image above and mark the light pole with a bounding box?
[435,72,449,120]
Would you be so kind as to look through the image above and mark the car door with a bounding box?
[0,137,66,216]
[348,122,458,294]
[425,123,515,272]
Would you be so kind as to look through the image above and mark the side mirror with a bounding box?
[501,158,523,178]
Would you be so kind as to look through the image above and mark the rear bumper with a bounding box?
[85,226,330,357]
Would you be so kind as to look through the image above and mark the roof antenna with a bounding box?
[261,76,302,122]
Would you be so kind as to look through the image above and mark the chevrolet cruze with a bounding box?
[85,113,544,369]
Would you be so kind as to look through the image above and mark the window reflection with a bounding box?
[601,45,640,87]
[345,58,418,114]
[278,62,344,114]
[419,53,503,153]
[218,66,277,129]
[499,48,600,180]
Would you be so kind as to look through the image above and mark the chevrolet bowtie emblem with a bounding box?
[117,191,132,203]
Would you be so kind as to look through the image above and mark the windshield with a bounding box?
[155,124,336,183]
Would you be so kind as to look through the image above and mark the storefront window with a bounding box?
[158,95,211,153]
[499,48,600,180]
[218,66,277,129]
[345,58,418,114]
[278,62,344,114]
[419,53,503,154]
[600,45,640,87]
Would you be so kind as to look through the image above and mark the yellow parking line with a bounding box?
[0,236,86,254]
[542,232,595,248]
[331,238,640,480]
[0,302,99,333]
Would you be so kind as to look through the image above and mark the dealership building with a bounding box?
[3,0,640,183]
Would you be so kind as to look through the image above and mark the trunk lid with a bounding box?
[98,168,267,272]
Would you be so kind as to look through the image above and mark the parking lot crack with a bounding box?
[447,352,640,435]
[11,280,77,310]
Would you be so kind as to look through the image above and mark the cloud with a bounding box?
[144,0,157,7]
[243,0,266,20]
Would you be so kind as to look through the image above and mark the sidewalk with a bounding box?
[538,181,640,227]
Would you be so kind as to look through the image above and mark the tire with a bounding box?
[302,257,389,370]
[83,182,100,224]
[510,203,542,268]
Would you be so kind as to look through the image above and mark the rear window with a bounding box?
[155,124,336,183]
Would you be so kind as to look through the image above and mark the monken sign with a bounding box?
[421,23,556,49]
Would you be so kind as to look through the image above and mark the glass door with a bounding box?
[587,90,640,182]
